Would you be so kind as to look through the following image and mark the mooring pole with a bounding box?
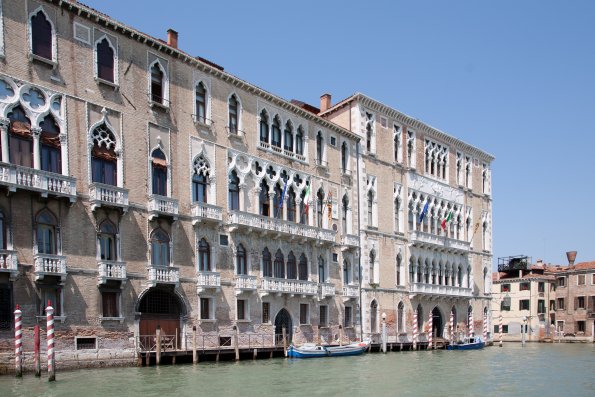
[339,325,343,346]
[499,314,503,347]
[282,326,287,357]
[381,312,387,353]
[233,325,240,361]
[14,305,22,377]
[428,311,433,350]
[155,326,161,366]
[46,300,55,382]
[192,326,197,364]
[34,325,41,376]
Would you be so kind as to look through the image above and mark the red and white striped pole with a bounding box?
[14,305,22,377]
[468,310,474,338]
[413,309,418,350]
[428,311,433,350]
[46,300,55,382]
[499,314,503,347]
[483,312,488,342]
[449,311,454,342]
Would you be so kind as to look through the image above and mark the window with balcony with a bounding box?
[298,253,308,281]
[150,229,169,267]
[287,252,297,280]
[91,123,117,186]
[262,302,270,323]
[318,256,326,283]
[237,299,248,321]
[343,259,351,285]
[316,131,324,165]
[299,188,308,225]
[300,303,309,325]
[271,116,281,148]
[198,238,211,272]
[8,106,33,167]
[273,183,283,219]
[236,244,247,275]
[195,82,207,124]
[287,188,296,222]
[295,126,304,156]
[557,298,565,310]
[101,291,119,318]
[151,148,167,196]
[36,209,57,255]
[96,37,115,83]
[284,120,293,151]
[192,169,209,203]
[259,180,270,216]
[228,171,240,211]
[39,114,61,173]
[344,306,352,327]
[274,249,285,279]
[228,94,239,134]
[30,9,54,61]
[259,109,269,144]
[319,305,328,327]
[98,220,117,261]
[262,247,272,278]
[150,62,165,104]
[316,190,324,228]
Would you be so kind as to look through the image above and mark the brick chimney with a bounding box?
[566,251,577,265]
[320,93,332,112]
[167,29,178,49]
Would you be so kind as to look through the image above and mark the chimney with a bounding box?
[167,29,178,49]
[566,251,577,266]
[320,93,332,112]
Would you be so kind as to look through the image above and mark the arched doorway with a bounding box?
[138,288,184,350]
[432,307,443,338]
[274,308,293,345]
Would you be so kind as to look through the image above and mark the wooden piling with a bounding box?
[282,326,287,356]
[233,326,240,361]
[156,326,161,366]
[253,348,257,360]
[192,326,198,364]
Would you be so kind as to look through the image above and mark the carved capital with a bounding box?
[0,117,10,130]
[59,133,68,144]
[31,127,42,137]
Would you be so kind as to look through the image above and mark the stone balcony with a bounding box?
[260,277,318,297]
[0,163,77,202]
[409,282,472,298]
[341,234,360,249]
[34,253,67,282]
[319,283,336,299]
[196,271,221,294]
[409,231,470,253]
[191,202,223,225]
[228,211,336,245]
[148,195,179,220]
[97,260,127,285]
[342,284,359,300]
[234,274,258,295]
[147,266,179,287]
[89,182,129,212]
[0,249,18,280]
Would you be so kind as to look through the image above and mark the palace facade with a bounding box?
[0,0,494,367]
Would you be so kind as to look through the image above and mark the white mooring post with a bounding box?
[499,314,503,347]
[46,300,56,382]
[428,311,433,350]
[14,305,22,377]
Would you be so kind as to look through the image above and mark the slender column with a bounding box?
[0,118,9,163]
[295,198,302,225]
[46,300,55,382]
[32,127,42,170]
[268,187,275,218]
[238,183,246,212]
[14,305,22,377]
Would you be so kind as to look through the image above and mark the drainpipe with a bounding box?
[356,140,363,341]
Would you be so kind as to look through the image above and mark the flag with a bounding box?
[441,211,452,230]
[303,184,312,215]
[418,202,429,224]
[327,189,333,222]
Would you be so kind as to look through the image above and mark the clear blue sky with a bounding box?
[84,0,595,267]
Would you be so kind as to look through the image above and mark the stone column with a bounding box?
[0,118,9,163]
[32,127,42,169]
[239,182,246,212]
[295,197,302,224]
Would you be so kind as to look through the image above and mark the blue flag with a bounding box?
[418,202,429,224]
[278,180,288,211]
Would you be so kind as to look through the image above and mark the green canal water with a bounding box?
[1,343,593,397]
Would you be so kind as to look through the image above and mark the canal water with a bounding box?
[1,343,593,397]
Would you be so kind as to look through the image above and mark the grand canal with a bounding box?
[1,343,593,396]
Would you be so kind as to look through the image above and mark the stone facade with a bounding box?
[0,0,495,371]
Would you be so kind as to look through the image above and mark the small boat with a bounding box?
[287,340,370,358]
[447,336,485,350]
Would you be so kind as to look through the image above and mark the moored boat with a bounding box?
[447,336,485,350]
[287,340,370,358]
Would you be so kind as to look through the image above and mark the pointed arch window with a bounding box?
[192,155,210,203]
[287,188,296,222]
[316,131,323,164]
[273,183,283,219]
[342,194,349,235]
[195,82,207,124]
[284,121,293,151]
[287,251,297,280]
[228,171,240,211]
[31,10,53,60]
[150,63,164,104]
[8,106,33,167]
[296,126,304,156]
[151,148,167,196]
[98,220,117,261]
[228,95,239,133]
[299,189,308,225]
[262,247,272,278]
[96,37,115,83]
[39,114,61,173]
[150,229,170,267]
[367,191,374,227]
[259,110,269,143]
[259,180,270,217]
[298,253,308,280]
[91,123,117,186]
[394,197,401,233]
[366,123,373,153]
[341,141,348,172]
[369,250,375,284]
[271,116,281,147]
[316,190,324,228]
[274,249,284,279]
[318,255,326,283]
[198,238,211,272]
[36,209,57,255]
[236,244,247,275]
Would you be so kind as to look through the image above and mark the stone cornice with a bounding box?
[46,1,359,142]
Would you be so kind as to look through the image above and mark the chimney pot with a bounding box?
[566,251,577,265]
[320,93,332,112]
[167,29,178,49]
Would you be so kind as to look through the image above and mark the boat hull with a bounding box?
[447,342,485,350]
[287,342,369,358]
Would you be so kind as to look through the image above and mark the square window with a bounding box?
[577,275,585,285]
[75,337,97,350]
[262,302,270,324]
[330,136,337,147]
[500,284,511,292]
[319,305,328,327]
[500,300,511,311]
[332,253,338,263]
[519,299,530,311]
[519,282,530,291]
[300,304,309,325]
[557,277,566,287]
[219,234,229,246]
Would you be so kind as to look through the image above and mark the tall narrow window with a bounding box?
[98,220,117,261]
[318,256,326,283]
[271,116,281,147]
[259,180,270,217]
[284,121,293,151]
[192,171,208,203]
[195,83,207,124]
[366,123,372,152]
[394,125,402,162]
[287,252,296,279]
[396,254,402,285]
[296,126,304,156]
[274,249,284,279]
[316,131,323,164]
[287,189,296,222]
[228,171,240,211]
[36,209,57,255]
[316,190,324,228]
[369,251,375,284]
[259,110,269,143]
[96,38,115,83]
[367,191,374,227]
[342,194,348,235]
[150,229,169,267]
[273,183,283,219]
[341,142,348,172]
[151,148,167,196]
[299,189,308,225]
[150,63,164,104]
[31,10,53,60]
[91,123,117,186]
[262,247,272,278]
[40,115,61,173]
[228,95,239,133]
[8,106,33,168]
[236,244,246,275]
[343,260,351,284]
[394,198,400,233]
[298,254,308,280]
[198,238,210,272]
[407,131,415,167]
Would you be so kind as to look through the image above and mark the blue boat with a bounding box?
[447,336,485,350]
[287,340,370,358]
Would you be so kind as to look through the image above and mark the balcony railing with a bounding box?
[228,211,336,244]
[409,231,470,253]
[260,277,318,297]
[341,234,360,248]
[235,275,258,294]
[409,282,472,297]
[191,202,223,224]
[97,260,127,284]
[89,182,129,211]
[147,266,179,287]
[319,283,336,299]
[148,195,179,219]
[34,253,66,281]
[342,284,359,299]
[196,271,221,293]
[0,163,77,202]
[0,249,18,279]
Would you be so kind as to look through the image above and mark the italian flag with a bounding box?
[440,211,452,230]
[303,184,312,214]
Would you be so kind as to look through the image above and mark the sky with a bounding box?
[82,0,595,267]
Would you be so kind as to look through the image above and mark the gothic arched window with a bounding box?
[198,238,211,272]
[31,10,53,60]
[97,37,115,83]
[150,229,170,267]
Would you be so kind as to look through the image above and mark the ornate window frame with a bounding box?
[93,33,119,87]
